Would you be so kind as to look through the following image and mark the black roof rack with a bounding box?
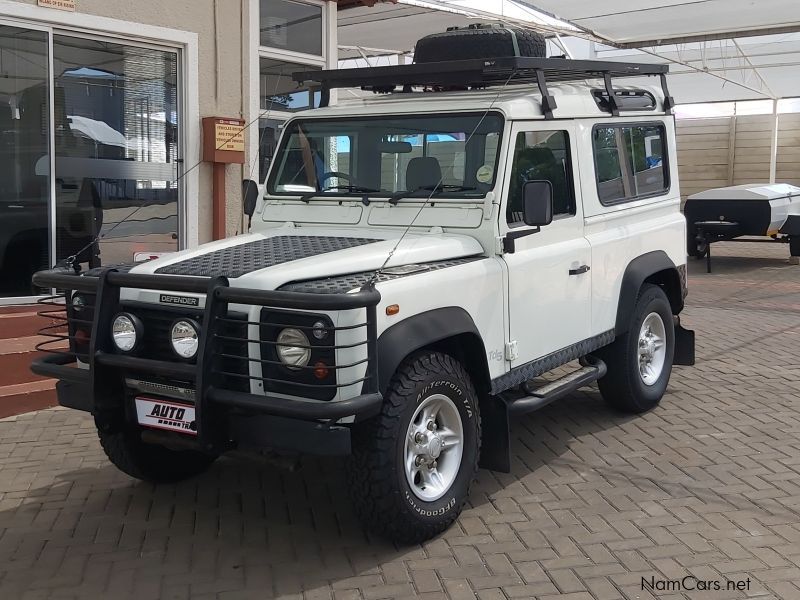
[293,56,673,119]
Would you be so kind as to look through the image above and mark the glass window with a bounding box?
[507,130,573,226]
[0,26,51,297]
[266,113,504,198]
[260,58,320,113]
[593,124,668,204]
[53,35,180,269]
[260,0,323,56]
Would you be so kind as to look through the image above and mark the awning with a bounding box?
[517,0,800,101]
[337,0,578,61]
[516,0,800,47]
[336,0,800,102]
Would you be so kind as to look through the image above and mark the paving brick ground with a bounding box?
[1,241,800,600]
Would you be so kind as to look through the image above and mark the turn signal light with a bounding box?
[386,304,400,316]
[313,361,329,379]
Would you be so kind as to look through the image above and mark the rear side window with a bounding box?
[593,123,668,205]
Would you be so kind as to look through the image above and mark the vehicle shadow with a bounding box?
[686,245,793,276]
[0,389,636,598]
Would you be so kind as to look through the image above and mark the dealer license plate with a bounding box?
[135,397,197,436]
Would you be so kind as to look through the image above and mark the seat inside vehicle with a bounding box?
[406,156,442,192]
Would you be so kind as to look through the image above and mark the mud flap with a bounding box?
[674,321,696,366]
[478,396,511,473]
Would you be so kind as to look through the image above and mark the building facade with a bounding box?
[0,0,336,303]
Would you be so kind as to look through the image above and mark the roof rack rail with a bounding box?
[293,57,672,119]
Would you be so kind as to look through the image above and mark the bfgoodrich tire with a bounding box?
[347,351,480,544]
[598,284,675,413]
[98,425,217,483]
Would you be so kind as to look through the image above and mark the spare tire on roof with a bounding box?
[414,23,547,64]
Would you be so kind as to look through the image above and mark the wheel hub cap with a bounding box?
[403,393,464,502]
[638,312,667,386]
[426,435,443,459]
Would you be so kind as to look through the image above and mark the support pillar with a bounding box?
[769,99,779,184]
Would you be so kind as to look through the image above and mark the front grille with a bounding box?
[122,306,250,393]
[259,309,337,401]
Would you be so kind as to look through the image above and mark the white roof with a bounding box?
[688,183,800,201]
[521,0,800,47]
[337,0,578,61]
[338,1,800,102]
[518,0,800,101]
[291,82,668,121]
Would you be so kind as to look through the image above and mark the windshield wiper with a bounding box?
[388,184,479,205]
[300,185,384,203]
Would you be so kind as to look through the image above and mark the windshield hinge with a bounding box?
[494,236,505,254]
[505,341,519,362]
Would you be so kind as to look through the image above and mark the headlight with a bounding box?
[276,327,311,370]
[111,313,139,353]
[170,319,200,359]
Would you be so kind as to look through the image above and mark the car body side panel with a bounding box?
[370,257,507,381]
[575,117,687,336]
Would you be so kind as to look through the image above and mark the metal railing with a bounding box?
[31,268,382,443]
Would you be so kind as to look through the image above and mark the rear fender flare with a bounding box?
[615,251,682,335]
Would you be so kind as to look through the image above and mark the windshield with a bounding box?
[266,113,504,198]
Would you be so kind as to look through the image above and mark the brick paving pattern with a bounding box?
[1,241,800,599]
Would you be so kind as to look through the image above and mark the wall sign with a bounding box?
[214,120,245,153]
[38,0,76,11]
[202,117,246,164]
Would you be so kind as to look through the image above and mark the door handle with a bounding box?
[569,265,590,276]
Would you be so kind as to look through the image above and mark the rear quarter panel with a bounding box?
[576,117,687,335]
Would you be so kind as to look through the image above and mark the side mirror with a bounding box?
[522,180,553,227]
[242,179,259,218]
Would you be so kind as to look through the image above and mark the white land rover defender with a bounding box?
[33,26,695,543]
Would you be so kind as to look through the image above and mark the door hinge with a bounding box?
[505,341,519,361]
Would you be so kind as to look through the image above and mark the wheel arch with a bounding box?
[376,307,491,397]
[616,251,684,335]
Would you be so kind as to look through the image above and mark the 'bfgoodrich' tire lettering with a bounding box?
[347,351,481,544]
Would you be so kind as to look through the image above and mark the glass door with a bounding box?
[0,25,52,298]
[52,35,180,269]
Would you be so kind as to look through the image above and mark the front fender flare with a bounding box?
[376,306,487,393]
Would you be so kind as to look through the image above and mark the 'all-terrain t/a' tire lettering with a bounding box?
[347,351,480,543]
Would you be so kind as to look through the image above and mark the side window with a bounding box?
[593,124,668,204]
[506,130,574,227]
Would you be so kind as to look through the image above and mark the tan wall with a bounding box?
[676,113,800,203]
[8,0,254,241]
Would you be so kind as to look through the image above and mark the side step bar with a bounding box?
[506,357,607,415]
[479,356,608,473]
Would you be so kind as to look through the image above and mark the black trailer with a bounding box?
[684,183,800,271]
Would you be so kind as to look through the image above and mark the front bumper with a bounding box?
[30,268,382,456]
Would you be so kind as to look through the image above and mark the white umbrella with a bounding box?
[67,115,128,149]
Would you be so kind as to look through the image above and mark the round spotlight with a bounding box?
[276,328,311,370]
[312,320,328,340]
[170,319,200,359]
[71,294,88,313]
[111,313,139,353]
